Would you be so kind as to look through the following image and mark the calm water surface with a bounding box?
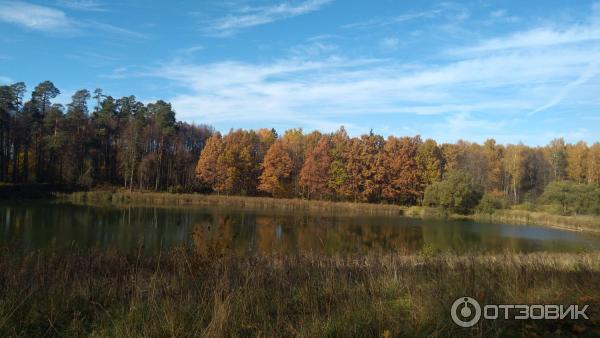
[1,201,599,255]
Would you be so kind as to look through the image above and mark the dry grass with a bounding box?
[61,190,408,216]
[1,248,599,337]
[470,209,600,234]
[63,191,600,234]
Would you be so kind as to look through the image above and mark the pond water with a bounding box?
[1,201,599,255]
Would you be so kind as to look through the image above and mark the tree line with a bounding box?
[2,80,599,206]
[197,128,600,206]
[0,81,213,191]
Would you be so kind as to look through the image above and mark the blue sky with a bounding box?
[1,0,599,145]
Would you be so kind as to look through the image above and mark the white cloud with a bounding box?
[289,41,337,57]
[205,0,332,36]
[342,9,442,29]
[529,61,600,115]
[176,45,204,54]
[380,37,400,49]
[0,1,74,31]
[490,9,506,18]
[103,3,599,143]
[486,9,519,24]
[0,1,147,38]
[457,25,600,54]
[85,20,149,39]
[57,0,106,12]
[139,41,599,131]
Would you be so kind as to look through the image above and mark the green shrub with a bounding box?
[422,171,483,215]
[540,181,600,216]
[475,195,505,214]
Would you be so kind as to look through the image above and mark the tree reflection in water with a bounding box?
[1,201,598,255]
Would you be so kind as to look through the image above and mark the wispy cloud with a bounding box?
[529,61,600,115]
[342,9,442,29]
[205,0,332,36]
[380,37,400,49]
[342,2,470,31]
[138,44,596,129]
[0,1,74,32]
[457,25,600,54]
[486,9,519,24]
[177,45,204,54]
[490,9,506,18]
[131,10,600,140]
[57,0,106,12]
[289,41,337,57]
[0,1,147,39]
[85,20,150,39]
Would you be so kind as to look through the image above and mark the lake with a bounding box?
[1,200,599,255]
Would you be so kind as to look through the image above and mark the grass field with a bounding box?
[1,248,599,337]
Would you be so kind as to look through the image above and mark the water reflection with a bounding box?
[191,213,425,256]
[1,201,599,255]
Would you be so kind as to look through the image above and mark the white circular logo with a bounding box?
[451,297,481,327]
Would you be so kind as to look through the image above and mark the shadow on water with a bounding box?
[1,200,600,255]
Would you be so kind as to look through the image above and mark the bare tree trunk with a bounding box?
[155,136,163,191]
[23,145,29,182]
[12,143,18,183]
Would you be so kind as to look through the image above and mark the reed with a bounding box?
[61,190,408,216]
[0,249,599,337]
[469,209,600,234]
[60,191,600,233]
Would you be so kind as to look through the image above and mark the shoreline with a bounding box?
[59,190,408,216]
[464,210,600,235]
[56,190,600,234]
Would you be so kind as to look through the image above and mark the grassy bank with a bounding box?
[61,190,408,216]
[0,249,598,337]
[59,190,600,234]
[384,204,600,234]
[468,209,600,234]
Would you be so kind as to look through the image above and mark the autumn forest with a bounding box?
[1,80,599,208]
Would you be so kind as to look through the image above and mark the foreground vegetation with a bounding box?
[0,248,598,337]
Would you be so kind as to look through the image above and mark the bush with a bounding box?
[422,171,483,215]
[475,195,505,214]
[540,181,600,216]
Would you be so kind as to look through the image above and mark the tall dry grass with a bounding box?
[62,190,408,216]
[471,209,600,234]
[62,191,600,234]
[0,248,599,337]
